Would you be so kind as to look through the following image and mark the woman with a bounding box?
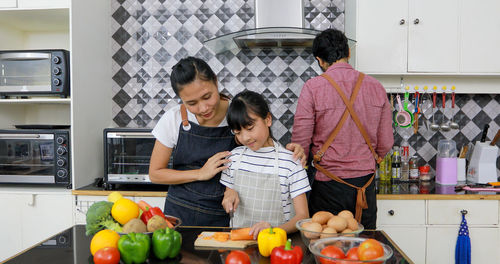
[149,57,305,227]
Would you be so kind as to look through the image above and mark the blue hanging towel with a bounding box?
[455,211,471,264]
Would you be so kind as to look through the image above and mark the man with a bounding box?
[291,28,393,229]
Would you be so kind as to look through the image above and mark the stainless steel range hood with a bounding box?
[204,0,321,53]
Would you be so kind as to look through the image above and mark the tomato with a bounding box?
[93,247,120,264]
[319,245,345,264]
[358,239,384,261]
[225,250,251,264]
[345,247,359,260]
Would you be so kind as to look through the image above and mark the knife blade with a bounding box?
[229,209,234,228]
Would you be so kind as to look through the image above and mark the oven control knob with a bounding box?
[53,67,61,75]
[56,136,65,145]
[57,169,68,178]
[52,56,61,64]
[53,78,61,86]
[57,159,65,167]
[57,146,67,155]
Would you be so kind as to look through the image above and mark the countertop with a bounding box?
[72,180,500,200]
[4,225,413,264]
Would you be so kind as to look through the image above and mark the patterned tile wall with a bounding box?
[111,0,499,176]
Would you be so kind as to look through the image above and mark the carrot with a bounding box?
[230,227,254,240]
[137,200,152,212]
[165,218,174,228]
[213,232,230,242]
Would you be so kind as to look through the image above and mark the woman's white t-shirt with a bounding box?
[151,105,229,148]
[220,145,311,221]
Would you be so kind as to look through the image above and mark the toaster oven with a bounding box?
[0,49,70,98]
[0,129,70,187]
[104,128,157,188]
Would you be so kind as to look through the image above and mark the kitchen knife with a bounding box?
[480,124,490,142]
[490,129,500,146]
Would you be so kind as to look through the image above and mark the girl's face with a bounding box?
[233,112,273,151]
[178,78,220,122]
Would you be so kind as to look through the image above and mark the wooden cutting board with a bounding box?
[194,232,258,249]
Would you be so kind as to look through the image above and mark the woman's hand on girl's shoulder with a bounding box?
[285,143,307,167]
[196,151,232,181]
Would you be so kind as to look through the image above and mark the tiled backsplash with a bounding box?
[111,0,499,175]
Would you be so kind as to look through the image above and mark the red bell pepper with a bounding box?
[138,200,169,225]
[270,239,303,264]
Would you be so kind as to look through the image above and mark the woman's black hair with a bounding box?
[227,90,273,139]
[312,28,349,64]
[170,56,230,100]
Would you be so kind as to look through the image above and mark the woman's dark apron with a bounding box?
[164,104,237,227]
[309,73,382,229]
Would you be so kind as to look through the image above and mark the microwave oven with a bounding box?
[104,128,158,189]
[0,49,70,98]
[0,129,70,187]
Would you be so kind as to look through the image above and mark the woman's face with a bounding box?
[233,112,273,151]
[178,78,220,122]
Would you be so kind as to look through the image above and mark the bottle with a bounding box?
[400,140,410,181]
[409,156,419,181]
[379,151,392,182]
[391,146,401,182]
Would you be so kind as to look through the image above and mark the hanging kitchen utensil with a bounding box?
[413,91,420,134]
[430,91,440,131]
[440,92,451,132]
[394,94,412,127]
[450,89,459,130]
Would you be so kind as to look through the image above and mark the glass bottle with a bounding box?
[409,156,419,181]
[391,146,401,182]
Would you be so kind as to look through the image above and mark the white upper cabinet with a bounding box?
[459,0,500,73]
[346,0,500,75]
[0,0,69,9]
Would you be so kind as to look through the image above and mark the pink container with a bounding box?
[436,157,457,185]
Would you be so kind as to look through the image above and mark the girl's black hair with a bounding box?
[170,56,229,100]
[227,90,273,139]
[312,28,349,64]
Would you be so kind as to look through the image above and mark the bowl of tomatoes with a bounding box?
[308,237,393,263]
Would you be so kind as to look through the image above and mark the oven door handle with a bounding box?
[0,134,42,139]
[0,52,50,60]
[108,132,153,138]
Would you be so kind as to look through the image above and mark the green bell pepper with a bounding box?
[152,227,182,260]
[117,232,150,264]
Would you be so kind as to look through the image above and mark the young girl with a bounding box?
[220,90,310,238]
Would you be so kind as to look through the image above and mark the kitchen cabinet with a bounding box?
[0,0,69,9]
[346,0,458,74]
[346,0,500,75]
[0,0,112,189]
[0,190,73,261]
[377,199,500,264]
[459,0,500,73]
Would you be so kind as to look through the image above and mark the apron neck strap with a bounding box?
[234,140,280,175]
[180,104,189,127]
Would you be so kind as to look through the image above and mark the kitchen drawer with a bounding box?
[427,200,499,225]
[377,200,426,225]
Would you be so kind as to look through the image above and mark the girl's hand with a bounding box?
[286,143,307,167]
[249,221,271,239]
[222,188,240,213]
[197,151,231,181]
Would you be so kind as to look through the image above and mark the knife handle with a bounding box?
[480,124,490,142]
[491,129,500,146]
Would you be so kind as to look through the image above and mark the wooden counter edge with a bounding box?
[377,194,500,200]
[72,190,167,197]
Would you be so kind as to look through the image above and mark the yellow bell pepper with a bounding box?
[257,227,287,257]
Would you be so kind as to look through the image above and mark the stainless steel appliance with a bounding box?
[0,129,70,186]
[0,49,70,98]
[104,128,157,189]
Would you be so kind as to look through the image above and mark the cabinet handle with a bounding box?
[413,18,420,25]
[388,210,395,216]
[399,19,405,25]
[27,194,36,206]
